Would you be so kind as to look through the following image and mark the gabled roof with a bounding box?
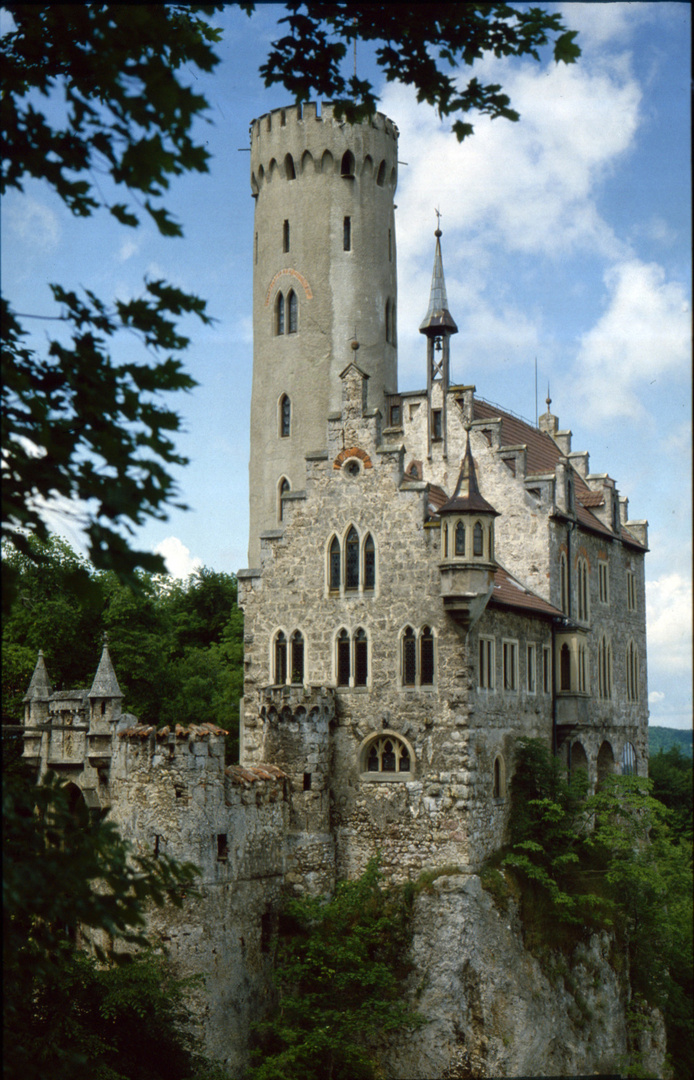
[471,398,645,548]
[490,564,563,618]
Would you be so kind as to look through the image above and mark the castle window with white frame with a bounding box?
[360,732,413,779]
[503,640,518,691]
[401,626,435,688]
[598,635,612,699]
[526,644,537,693]
[599,560,609,604]
[577,557,589,621]
[479,636,495,690]
[542,645,552,694]
[280,394,291,438]
[626,639,639,702]
[627,570,637,612]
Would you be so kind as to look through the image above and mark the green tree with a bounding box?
[1,4,223,607]
[243,1,580,137]
[248,858,421,1080]
[3,769,202,1080]
[649,746,693,842]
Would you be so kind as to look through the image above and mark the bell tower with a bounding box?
[247,103,399,564]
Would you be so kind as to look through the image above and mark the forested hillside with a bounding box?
[2,537,243,760]
[649,726,693,756]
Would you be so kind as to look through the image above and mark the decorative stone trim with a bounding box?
[333,446,373,470]
[264,267,313,304]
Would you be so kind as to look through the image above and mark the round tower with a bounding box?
[248,102,399,563]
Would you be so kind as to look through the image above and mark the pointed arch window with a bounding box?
[341,150,355,177]
[283,219,290,252]
[280,394,291,438]
[363,534,375,590]
[420,627,435,685]
[376,160,386,187]
[577,557,589,621]
[402,627,416,686]
[354,628,368,686]
[276,292,285,335]
[287,290,298,333]
[329,537,341,591]
[473,521,484,557]
[626,640,639,702]
[291,631,304,684]
[274,632,287,685]
[345,527,359,590]
[284,153,296,180]
[560,643,571,691]
[337,630,351,687]
[559,552,568,614]
[455,521,466,557]
[278,477,290,522]
[362,734,412,777]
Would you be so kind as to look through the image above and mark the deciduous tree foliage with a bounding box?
[242,1,580,136]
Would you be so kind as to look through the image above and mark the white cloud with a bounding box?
[6,195,61,252]
[558,1,667,50]
[646,571,692,674]
[118,238,139,262]
[154,536,203,579]
[648,690,665,704]
[569,259,691,422]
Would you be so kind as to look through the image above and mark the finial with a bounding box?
[435,206,442,238]
[350,339,360,352]
[546,383,552,410]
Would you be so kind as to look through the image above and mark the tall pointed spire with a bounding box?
[89,634,123,699]
[419,224,458,336]
[23,650,52,702]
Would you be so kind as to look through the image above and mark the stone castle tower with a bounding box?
[248,103,399,562]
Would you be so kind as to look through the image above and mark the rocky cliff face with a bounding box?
[379,873,667,1080]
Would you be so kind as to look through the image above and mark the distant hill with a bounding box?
[649,726,693,757]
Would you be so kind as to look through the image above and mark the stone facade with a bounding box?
[21,102,654,1076]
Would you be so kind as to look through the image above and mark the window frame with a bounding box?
[478,635,496,691]
[399,625,436,689]
[577,556,589,622]
[279,393,291,438]
[359,730,416,782]
[598,560,610,604]
[526,643,537,694]
[542,645,552,694]
[626,570,637,612]
[287,289,298,334]
[502,639,519,692]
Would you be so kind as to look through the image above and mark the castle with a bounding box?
[21,102,651,1074]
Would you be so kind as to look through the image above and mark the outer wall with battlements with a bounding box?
[21,102,653,1077]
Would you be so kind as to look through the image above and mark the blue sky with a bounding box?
[2,3,691,727]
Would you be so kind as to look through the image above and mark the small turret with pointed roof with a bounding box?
[439,432,499,518]
[420,217,458,459]
[23,650,52,726]
[89,634,123,710]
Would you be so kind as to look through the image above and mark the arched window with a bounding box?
[362,734,412,776]
[345,527,359,590]
[402,627,416,686]
[455,521,466,557]
[278,477,290,522]
[284,153,296,180]
[280,394,291,437]
[597,741,614,789]
[578,642,588,693]
[290,631,304,684]
[274,631,287,684]
[282,219,290,252]
[559,552,568,613]
[363,534,375,589]
[420,627,434,685]
[337,630,350,686]
[626,640,639,702]
[354,628,368,686]
[329,537,341,591]
[287,290,298,334]
[376,159,386,187]
[493,755,505,799]
[341,150,355,177]
[570,741,589,778]
[598,636,612,699]
[577,557,589,620]
[276,292,285,335]
[560,643,571,691]
[622,742,637,776]
[473,521,484,557]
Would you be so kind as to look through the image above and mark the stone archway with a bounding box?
[597,741,615,789]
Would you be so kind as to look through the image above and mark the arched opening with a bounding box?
[492,755,505,799]
[341,150,355,177]
[354,628,368,686]
[284,152,296,180]
[275,292,285,335]
[473,521,484,557]
[362,733,413,776]
[274,631,287,684]
[290,631,304,684]
[455,521,466,557]
[287,290,298,333]
[402,627,416,686]
[420,627,434,685]
[329,536,341,591]
[376,159,386,186]
[280,394,291,437]
[345,527,359,590]
[363,534,375,589]
[278,477,290,522]
[301,149,314,174]
[570,741,589,779]
[560,643,571,691]
[337,629,350,686]
[597,741,615,789]
[321,149,334,174]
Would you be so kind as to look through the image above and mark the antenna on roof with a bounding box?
[535,357,538,427]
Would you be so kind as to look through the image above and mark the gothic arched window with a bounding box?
[420,626,435,685]
[361,733,412,777]
[402,627,416,686]
[354,628,368,686]
[329,537,341,591]
[291,631,304,684]
[560,643,571,691]
[287,290,298,334]
[276,292,285,335]
[284,153,296,180]
[337,630,350,687]
[274,631,287,684]
[341,150,355,177]
[345,527,359,590]
[455,521,466,557]
[473,521,484,557]
[278,477,290,522]
[363,534,375,590]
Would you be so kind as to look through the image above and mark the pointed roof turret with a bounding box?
[419,226,458,337]
[23,650,53,702]
[438,431,499,516]
[89,634,123,699]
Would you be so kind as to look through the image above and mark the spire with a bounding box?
[89,634,123,699]
[439,431,499,516]
[23,650,52,702]
[419,224,458,337]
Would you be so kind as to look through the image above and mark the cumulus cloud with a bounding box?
[569,259,691,422]
[646,571,692,674]
[648,690,665,705]
[6,195,61,252]
[154,536,203,579]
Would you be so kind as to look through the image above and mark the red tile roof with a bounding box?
[490,564,563,617]
[579,490,604,507]
[225,763,287,786]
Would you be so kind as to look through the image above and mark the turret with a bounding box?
[438,430,499,630]
[248,102,399,564]
[420,223,458,459]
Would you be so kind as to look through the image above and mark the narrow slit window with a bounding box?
[291,631,304,684]
[337,630,351,686]
[473,522,484,557]
[329,537,341,591]
[432,410,443,440]
[278,478,290,522]
[303,772,312,791]
[283,219,290,252]
[560,643,571,691]
[276,292,285,335]
[284,153,295,179]
[388,228,392,261]
[527,645,536,693]
[217,834,228,860]
[364,534,375,589]
[343,216,351,251]
[341,151,355,176]
[345,527,359,590]
[402,628,416,686]
[274,632,287,684]
[354,629,368,686]
[288,290,298,333]
[280,394,291,437]
[420,627,434,685]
